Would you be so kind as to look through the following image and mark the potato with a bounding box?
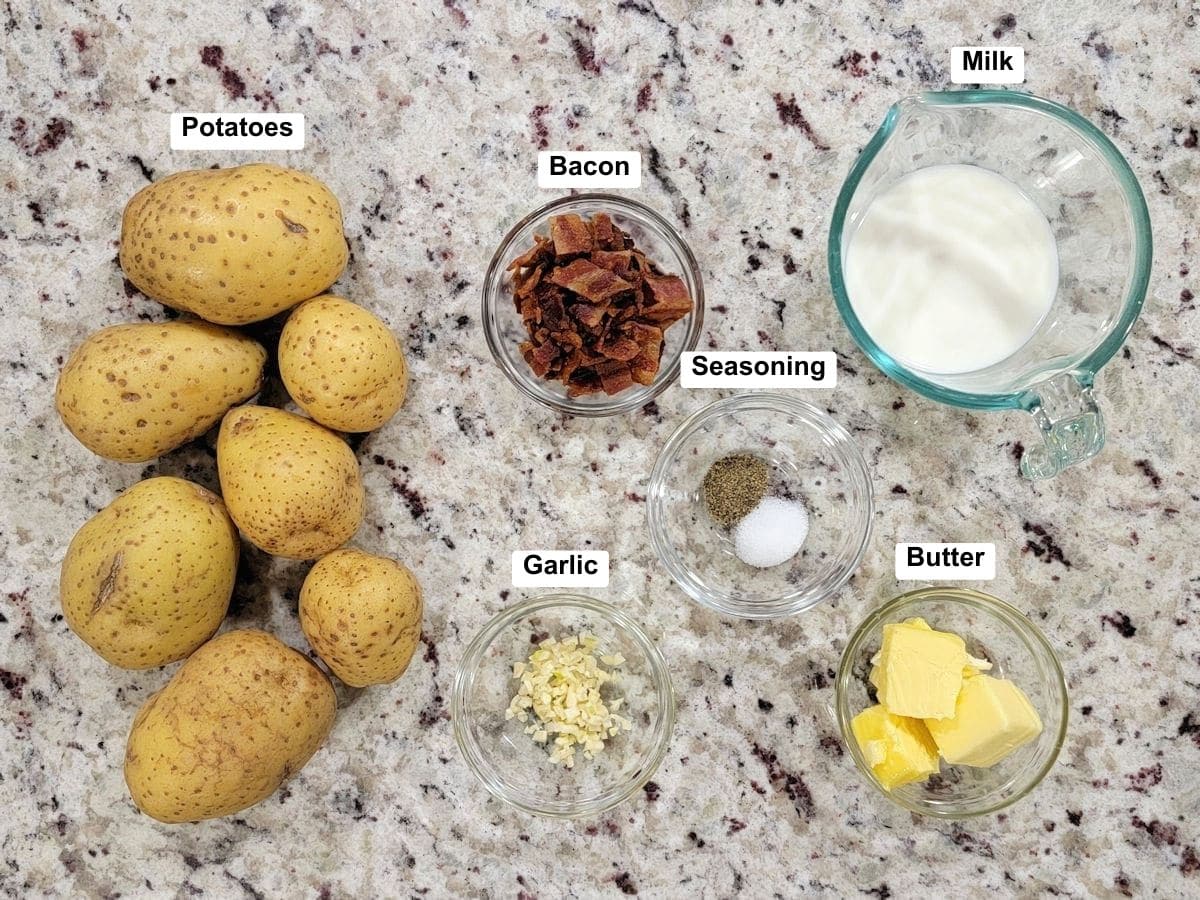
[119,163,348,325]
[217,405,364,559]
[59,477,238,669]
[124,629,336,823]
[55,321,266,462]
[299,548,423,687]
[279,295,409,432]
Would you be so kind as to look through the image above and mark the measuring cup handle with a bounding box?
[1019,373,1106,480]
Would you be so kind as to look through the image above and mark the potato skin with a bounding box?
[119,164,348,325]
[55,321,266,462]
[300,549,423,687]
[124,629,336,823]
[59,477,238,669]
[217,405,364,560]
[279,295,409,432]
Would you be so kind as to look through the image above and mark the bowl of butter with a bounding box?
[835,587,1068,817]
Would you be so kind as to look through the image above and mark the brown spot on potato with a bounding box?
[276,210,307,234]
[92,552,124,615]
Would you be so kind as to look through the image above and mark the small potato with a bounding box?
[217,405,364,560]
[119,163,348,325]
[124,629,336,823]
[299,548,423,687]
[279,295,408,432]
[56,321,266,462]
[59,477,239,669]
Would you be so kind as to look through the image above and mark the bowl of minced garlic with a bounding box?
[506,634,631,769]
[452,594,675,817]
[835,588,1068,818]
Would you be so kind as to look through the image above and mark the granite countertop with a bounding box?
[2,1,1198,897]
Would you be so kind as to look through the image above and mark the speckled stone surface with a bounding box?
[2,2,1198,897]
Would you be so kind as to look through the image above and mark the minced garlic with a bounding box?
[505,633,631,768]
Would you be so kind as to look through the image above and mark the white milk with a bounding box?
[844,164,1058,375]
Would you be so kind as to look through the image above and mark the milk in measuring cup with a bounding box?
[843,164,1058,375]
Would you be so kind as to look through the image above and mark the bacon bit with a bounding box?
[591,212,622,249]
[641,274,693,327]
[630,345,662,385]
[507,235,553,272]
[600,336,642,361]
[573,303,605,329]
[550,213,593,257]
[548,258,634,304]
[626,321,663,348]
[510,212,692,396]
[591,250,636,278]
[512,264,544,299]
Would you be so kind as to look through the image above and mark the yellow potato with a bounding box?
[55,321,266,462]
[217,405,364,559]
[279,295,409,432]
[299,548,423,687]
[119,163,348,325]
[124,629,336,823]
[59,477,238,669]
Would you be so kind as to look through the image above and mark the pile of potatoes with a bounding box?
[56,163,422,823]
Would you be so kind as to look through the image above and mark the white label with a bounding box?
[512,551,609,587]
[950,47,1024,84]
[895,543,996,580]
[170,113,305,150]
[680,352,837,389]
[537,151,641,189]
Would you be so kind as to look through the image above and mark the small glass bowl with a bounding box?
[835,587,1069,818]
[647,393,873,619]
[452,594,675,818]
[481,193,704,416]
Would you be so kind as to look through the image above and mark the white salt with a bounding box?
[733,497,809,568]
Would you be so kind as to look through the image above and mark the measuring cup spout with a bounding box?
[1019,373,1106,480]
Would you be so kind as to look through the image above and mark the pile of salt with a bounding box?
[733,497,809,568]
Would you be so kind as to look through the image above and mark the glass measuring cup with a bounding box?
[828,91,1152,479]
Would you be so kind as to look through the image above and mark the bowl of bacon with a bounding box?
[481,194,704,417]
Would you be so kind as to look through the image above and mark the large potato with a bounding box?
[124,629,336,823]
[279,295,409,432]
[299,548,423,687]
[119,163,348,325]
[55,321,266,462]
[217,405,364,559]
[59,477,238,669]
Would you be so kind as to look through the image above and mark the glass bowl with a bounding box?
[481,193,704,416]
[647,393,873,619]
[452,594,675,818]
[835,587,1069,818]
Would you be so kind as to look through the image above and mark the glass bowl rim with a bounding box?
[834,585,1070,818]
[480,192,705,417]
[647,392,874,620]
[451,592,677,818]
[826,88,1153,412]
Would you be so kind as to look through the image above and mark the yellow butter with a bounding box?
[850,704,941,790]
[872,617,992,677]
[924,674,1043,767]
[869,617,967,719]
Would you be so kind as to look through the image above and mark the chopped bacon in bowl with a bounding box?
[508,212,693,397]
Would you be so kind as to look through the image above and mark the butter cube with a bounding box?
[924,674,1043,767]
[870,617,992,678]
[850,704,941,790]
[869,618,967,719]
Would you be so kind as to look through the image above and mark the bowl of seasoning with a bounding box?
[647,393,873,619]
[452,593,675,817]
[835,587,1068,817]
[482,194,704,416]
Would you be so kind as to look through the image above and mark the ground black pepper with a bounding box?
[702,453,769,527]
